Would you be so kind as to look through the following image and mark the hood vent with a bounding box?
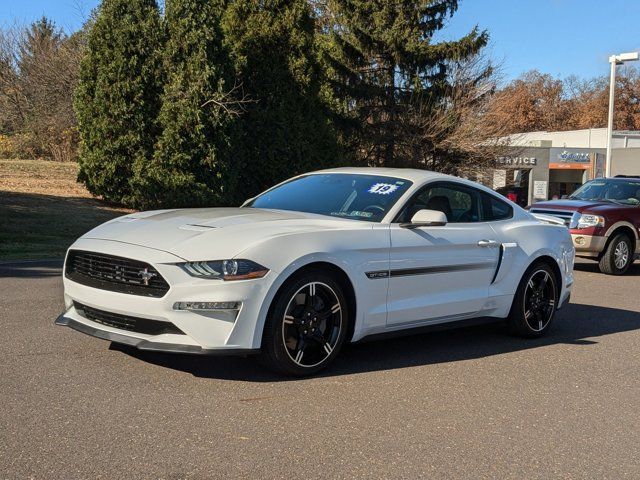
[179,224,218,231]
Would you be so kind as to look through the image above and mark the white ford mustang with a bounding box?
[57,168,575,375]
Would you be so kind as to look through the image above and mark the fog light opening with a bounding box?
[173,301,240,311]
[575,237,585,246]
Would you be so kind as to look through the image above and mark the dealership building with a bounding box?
[481,128,640,206]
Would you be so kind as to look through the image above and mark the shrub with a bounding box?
[74,0,163,206]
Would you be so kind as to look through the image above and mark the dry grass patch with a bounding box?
[1,159,132,260]
[1,159,93,197]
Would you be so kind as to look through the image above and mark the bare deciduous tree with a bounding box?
[489,67,640,135]
[0,18,85,161]
[200,81,256,118]
[485,70,572,134]
[400,55,515,177]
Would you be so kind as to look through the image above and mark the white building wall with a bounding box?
[502,128,639,149]
[611,148,640,176]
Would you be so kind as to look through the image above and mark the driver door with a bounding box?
[386,182,500,327]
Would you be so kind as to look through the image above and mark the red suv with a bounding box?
[529,176,640,275]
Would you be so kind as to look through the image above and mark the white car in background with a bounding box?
[56,168,574,375]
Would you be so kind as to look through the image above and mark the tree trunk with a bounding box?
[384,60,395,167]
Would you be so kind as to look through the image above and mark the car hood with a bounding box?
[530,199,634,213]
[81,208,365,261]
[530,199,603,211]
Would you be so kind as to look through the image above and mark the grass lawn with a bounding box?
[0,159,132,261]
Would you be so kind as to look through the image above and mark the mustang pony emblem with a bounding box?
[139,268,157,286]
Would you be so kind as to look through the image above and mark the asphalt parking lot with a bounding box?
[1,258,639,479]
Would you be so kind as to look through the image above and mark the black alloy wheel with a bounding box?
[508,263,558,338]
[281,282,343,368]
[260,271,348,376]
[522,269,557,332]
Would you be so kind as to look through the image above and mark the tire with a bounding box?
[598,233,633,275]
[508,262,558,338]
[259,270,348,376]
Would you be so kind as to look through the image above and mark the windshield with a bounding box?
[569,180,640,205]
[246,174,413,222]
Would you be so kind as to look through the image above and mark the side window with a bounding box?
[481,192,513,221]
[398,182,482,223]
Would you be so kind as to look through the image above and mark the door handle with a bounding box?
[478,239,499,248]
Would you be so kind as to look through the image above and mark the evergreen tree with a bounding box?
[322,0,488,167]
[139,0,236,208]
[18,17,63,74]
[223,0,342,199]
[74,0,163,206]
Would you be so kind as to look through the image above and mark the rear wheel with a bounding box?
[259,271,348,376]
[508,263,558,338]
[599,233,633,275]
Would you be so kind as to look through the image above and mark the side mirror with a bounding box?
[400,209,447,229]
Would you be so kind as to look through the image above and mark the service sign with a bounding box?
[550,148,593,169]
[496,156,538,167]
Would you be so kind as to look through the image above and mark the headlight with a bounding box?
[576,214,605,229]
[180,259,269,280]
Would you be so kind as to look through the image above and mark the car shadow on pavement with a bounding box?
[0,260,63,278]
[110,301,640,382]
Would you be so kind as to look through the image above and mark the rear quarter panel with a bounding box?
[490,218,574,306]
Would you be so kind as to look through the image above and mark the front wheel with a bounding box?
[259,271,348,376]
[599,233,633,275]
[508,263,558,338]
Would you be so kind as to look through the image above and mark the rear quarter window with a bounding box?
[482,192,513,221]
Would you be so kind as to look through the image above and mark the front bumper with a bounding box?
[570,233,607,256]
[55,313,258,355]
[57,239,277,354]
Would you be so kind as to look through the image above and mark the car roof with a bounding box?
[309,166,514,200]
[312,167,457,183]
[611,176,640,181]
[592,176,640,182]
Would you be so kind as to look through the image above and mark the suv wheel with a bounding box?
[599,233,633,275]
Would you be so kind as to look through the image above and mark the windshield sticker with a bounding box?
[350,211,374,218]
[368,183,398,195]
[330,211,374,218]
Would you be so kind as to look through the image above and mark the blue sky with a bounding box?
[1,0,639,82]
[438,0,640,81]
[0,0,99,33]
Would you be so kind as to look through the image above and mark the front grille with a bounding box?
[530,208,576,227]
[65,250,170,298]
[74,302,184,336]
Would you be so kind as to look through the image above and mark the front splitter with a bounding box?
[55,314,259,356]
